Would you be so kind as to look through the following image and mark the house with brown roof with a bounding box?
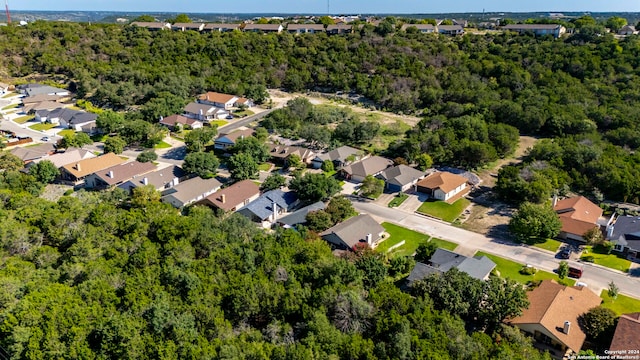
[401,24,435,33]
[22,101,63,114]
[203,23,241,32]
[416,171,469,202]
[609,313,640,353]
[340,156,393,182]
[507,280,602,359]
[553,196,603,241]
[214,129,254,150]
[84,161,156,189]
[161,176,223,208]
[197,92,239,110]
[197,179,261,212]
[267,144,315,164]
[21,94,64,105]
[118,165,187,192]
[321,214,385,251]
[184,102,229,121]
[326,24,353,35]
[171,23,205,32]
[27,147,95,169]
[243,23,283,33]
[10,143,56,163]
[159,114,203,130]
[60,153,126,185]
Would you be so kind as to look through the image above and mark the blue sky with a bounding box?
[12,0,640,13]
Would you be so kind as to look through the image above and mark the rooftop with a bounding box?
[416,171,468,193]
[241,189,297,221]
[320,214,384,249]
[277,201,326,227]
[197,92,238,104]
[62,153,126,179]
[379,165,426,187]
[162,177,222,204]
[93,161,156,186]
[342,156,394,178]
[199,179,261,211]
[554,196,603,237]
[609,313,640,353]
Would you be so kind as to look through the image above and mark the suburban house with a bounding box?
[214,129,254,150]
[605,215,640,259]
[320,214,385,251]
[378,165,427,192]
[197,92,239,110]
[326,24,353,35]
[400,24,435,33]
[62,113,98,132]
[60,153,126,185]
[277,201,326,228]
[437,25,464,35]
[130,22,171,31]
[406,249,496,285]
[609,313,640,353]
[503,24,567,38]
[161,177,223,208]
[553,196,603,241]
[235,97,254,108]
[203,23,241,32]
[23,101,63,114]
[84,161,156,189]
[311,145,363,169]
[507,280,602,359]
[27,147,95,169]
[171,23,205,32]
[243,23,283,33]
[618,25,638,36]
[340,156,394,182]
[197,179,261,212]
[10,143,56,163]
[267,144,316,165]
[237,189,297,224]
[287,23,325,34]
[17,83,70,97]
[21,94,63,105]
[184,102,228,121]
[159,114,203,130]
[118,165,187,192]
[416,171,469,202]
[35,108,98,132]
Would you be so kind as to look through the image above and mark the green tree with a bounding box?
[558,261,569,279]
[414,241,438,263]
[605,16,627,32]
[60,132,93,149]
[360,175,384,198]
[260,173,286,191]
[184,128,216,153]
[581,307,618,346]
[137,150,157,163]
[103,136,127,154]
[306,210,334,232]
[415,153,433,171]
[287,154,304,170]
[132,15,155,22]
[0,152,24,171]
[232,137,269,163]
[509,202,562,240]
[29,160,60,183]
[608,281,619,299]
[289,173,341,202]
[321,159,334,173]
[479,277,529,332]
[318,16,335,26]
[183,151,220,178]
[96,110,125,134]
[325,196,356,224]
[228,152,259,180]
[170,14,191,24]
[131,184,161,207]
[583,227,604,246]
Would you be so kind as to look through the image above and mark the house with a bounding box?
[21,94,63,105]
[326,24,353,35]
[184,102,229,121]
[378,165,427,192]
[214,129,254,150]
[553,196,603,241]
[503,24,566,38]
[35,108,98,130]
[406,249,496,285]
[118,165,187,192]
[609,313,640,353]
[618,25,638,36]
[237,189,297,224]
[171,23,205,32]
[197,92,239,110]
[277,201,326,228]
[161,176,223,208]
[416,171,469,202]
[158,114,203,130]
[63,113,98,132]
[400,24,435,33]
[197,179,261,212]
[311,145,363,169]
[84,161,156,189]
[340,156,394,182]
[17,83,70,97]
[287,23,325,34]
[10,143,56,163]
[130,22,171,31]
[437,25,464,35]
[28,147,95,169]
[320,214,385,251]
[60,153,126,185]
[507,280,602,358]
[203,23,241,32]
[243,24,283,33]
[235,97,254,108]
[267,144,316,164]
[605,215,640,260]
[22,101,63,114]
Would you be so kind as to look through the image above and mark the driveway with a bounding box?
[341,181,360,196]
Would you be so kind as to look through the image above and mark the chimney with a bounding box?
[220,194,226,204]
[366,233,373,246]
[552,195,558,208]
[272,200,278,221]
[160,115,163,122]
[75,163,81,171]
[172,178,179,186]
[142,177,148,185]
[563,321,570,334]
[607,225,614,239]
[108,170,114,178]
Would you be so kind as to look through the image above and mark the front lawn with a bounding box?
[417,198,470,222]
[524,238,563,252]
[210,120,228,128]
[388,193,409,208]
[234,110,255,117]
[376,222,457,257]
[1,92,16,98]
[13,115,35,124]
[476,251,575,286]
[29,123,57,131]
[154,141,171,149]
[57,129,76,137]
[258,163,272,171]
[1,103,18,110]
[600,291,640,315]
[581,245,631,272]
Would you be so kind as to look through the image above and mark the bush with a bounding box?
[581,255,595,263]
[64,189,74,196]
[519,265,537,275]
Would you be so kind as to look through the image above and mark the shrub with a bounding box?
[519,265,537,275]
[581,255,595,263]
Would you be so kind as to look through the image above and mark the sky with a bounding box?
[12,0,640,14]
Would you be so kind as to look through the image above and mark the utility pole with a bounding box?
[327,0,330,15]
[4,0,11,24]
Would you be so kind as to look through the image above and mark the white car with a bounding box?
[575,282,588,288]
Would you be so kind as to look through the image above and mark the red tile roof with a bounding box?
[554,196,603,237]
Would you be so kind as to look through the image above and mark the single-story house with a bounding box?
[320,214,385,251]
[243,23,283,33]
[203,23,241,32]
[21,94,63,105]
[311,145,363,169]
[437,25,464,35]
[416,171,469,202]
[35,108,98,130]
[618,25,638,36]
[400,24,435,33]
[130,22,171,31]
[60,153,126,185]
[84,161,156,189]
[17,83,70,97]
[503,24,566,38]
[63,113,98,132]
[237,189,298,224]
[10,143,56,163]
[184,102,229,121]
[22,101,63,114]
[277,201,326,228]
[340,156,394,182]
[118,165,187,192]
[27,147,95,169]
[197,92,239,110]
[507,280,602,359]
[197,179,261,212]
[159,114,203,130]
[606,215,640,259]
[235,97,254,108]
[553,196,602,241]
[214,129,254,150]
[377,165,427,192]
[161,177,223,208]
[326,24,353,35]
[287,23,326,34]
[406,249,496,285]
[267,144,316,164]
[609,313,640,353]
[171,23,205,32]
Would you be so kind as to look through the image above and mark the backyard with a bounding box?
[476,251,575,286]
[417,198,470,222]
[376,222,458,257]
[581,245,631,272]
[600,291,640,315]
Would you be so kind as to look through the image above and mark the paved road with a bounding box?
[350,197,640,299]
[218,108,277,133]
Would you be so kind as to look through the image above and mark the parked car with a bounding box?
[225,115,234,120]
[41,136,49,142]
[568,266,583,279]
[558,249,570,259]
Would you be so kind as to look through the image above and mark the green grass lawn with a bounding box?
[524,238,563,252]
[476,251,575,286]
[154,141,171,149]
[601,291,640,315]
[210,120,228,128]
[388,193,409,208]
[417,198,470,222]
[581,245,631,272]
[1,103,19,110]
[57,129,76,137]
[234,110,255,117]
[323,170,337,177]
[29,123,57,131]
[258,163,272,171]
[91,134,108,142]
[13,115,35,124]
[376,222,457,257]
[1,92,16,99]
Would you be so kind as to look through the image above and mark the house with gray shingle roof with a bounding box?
[407,248,496,285]
[118,165,187,192]
[340,156,393,182]
[161,176,222,208]
[237,190,297,224]
[311,145,363,169]
[277,201,326,228]
[378,165,427,192]
[321,214,385,251]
